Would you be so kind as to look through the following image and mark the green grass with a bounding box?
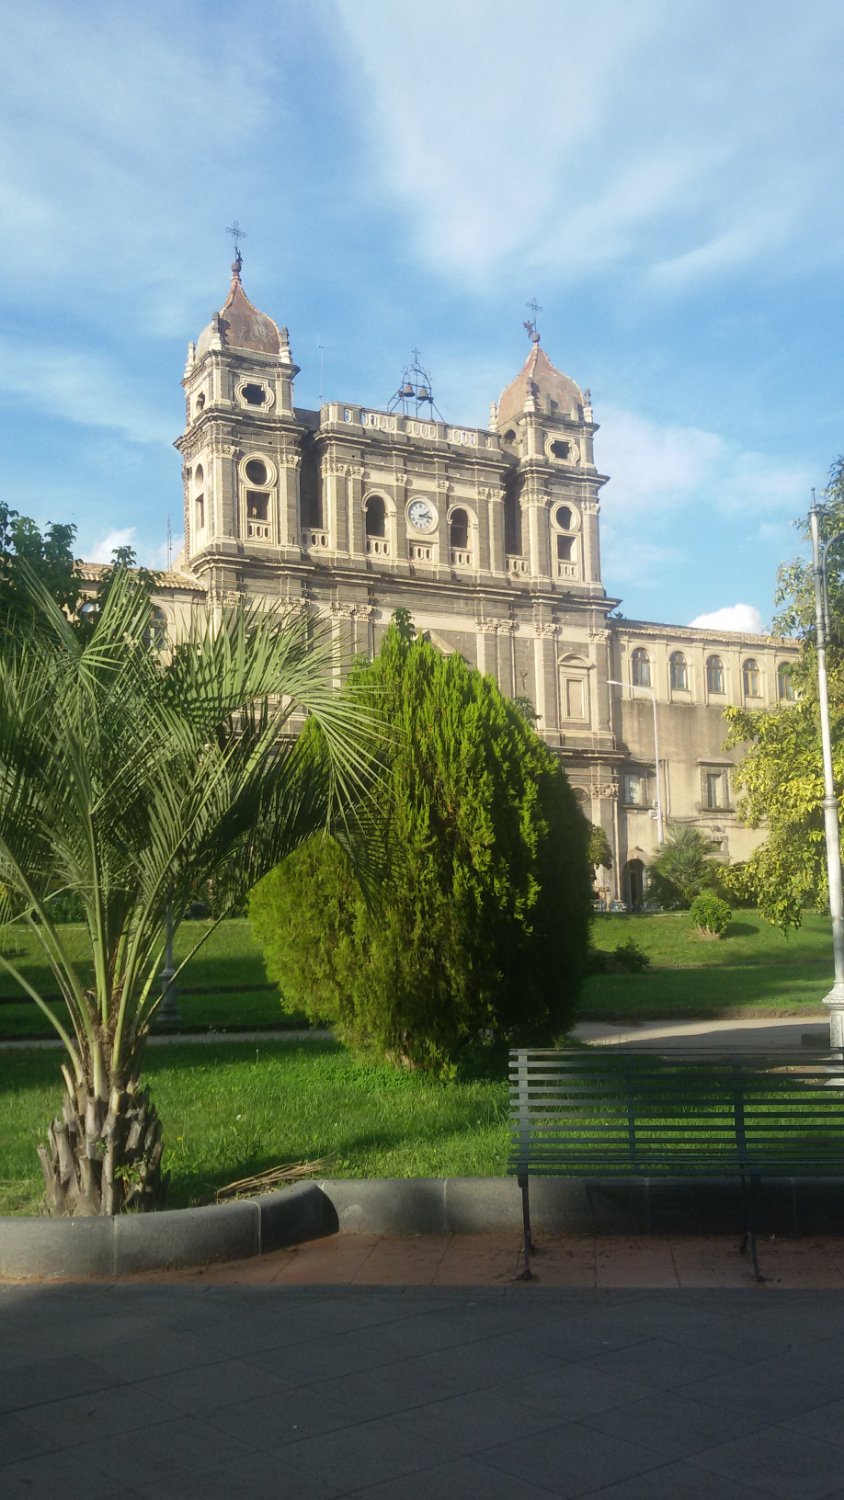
[583,910,833,1019]
[0,910,836,1039]
[0,1040,510,1215]
[0,920,305,1039]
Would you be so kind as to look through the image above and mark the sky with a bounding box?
[1,0,842,631]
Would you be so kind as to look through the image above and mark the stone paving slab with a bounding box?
[112,1231,844,1290]
[4,1283,844,1496]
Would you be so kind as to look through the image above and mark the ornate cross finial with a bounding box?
[226,221,246,274]
[523,297,543,343]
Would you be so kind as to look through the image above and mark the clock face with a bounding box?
[408,499,436,533]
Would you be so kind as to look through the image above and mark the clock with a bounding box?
[408,499,436,532]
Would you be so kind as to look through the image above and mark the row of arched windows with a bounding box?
[364,497,472,559]
[631,647,794,700]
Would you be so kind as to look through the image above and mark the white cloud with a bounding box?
[331,0,844,289]
[688,604,766,635]
[0,338,173,445]
[598,406,813,522]
[0,4,287,334]
[89,528,136,564]
[598,409,724,513]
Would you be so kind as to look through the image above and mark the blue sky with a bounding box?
[2,0,842,631]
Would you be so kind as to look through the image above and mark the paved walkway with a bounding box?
[5,1272,844,1497]
[574,1016,829,1050]
[126,1232,844,1291]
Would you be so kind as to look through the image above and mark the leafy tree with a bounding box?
[588,823,613,874]
[0,501,81,624]
[0,567,373,1215]
[646,825,723,909]
[250,613,592,1073]
[723,455,844,930]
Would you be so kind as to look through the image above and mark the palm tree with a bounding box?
[646,825,722,909]
[0,569,375,1215]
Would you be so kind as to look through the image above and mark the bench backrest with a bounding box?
[509,1047,844,1176]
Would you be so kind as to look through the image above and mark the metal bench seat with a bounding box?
[509,1046,844,1280]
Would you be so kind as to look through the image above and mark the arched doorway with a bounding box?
[623,858,645,910]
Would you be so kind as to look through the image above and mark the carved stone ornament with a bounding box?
[279,451,302,470]
[478,618,518,636]
[589,627,609,642]
[435,478,451,492]
[595,781,619,800]
[534,623,561,639]
[329,601,359,619]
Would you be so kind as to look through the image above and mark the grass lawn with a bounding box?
[584,910,833,1020]
[0,1039,510,1215]
[0,910,835,1039]
[0,919,304,1039]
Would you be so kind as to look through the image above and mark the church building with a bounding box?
[150,254,797,906]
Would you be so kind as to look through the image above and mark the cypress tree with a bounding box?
[250,613,591,1071]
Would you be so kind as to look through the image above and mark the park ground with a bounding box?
[0,909,833,1216]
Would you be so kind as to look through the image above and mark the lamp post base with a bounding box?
[822,985,844,1048]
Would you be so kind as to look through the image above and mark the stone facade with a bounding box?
[143,257,798,906]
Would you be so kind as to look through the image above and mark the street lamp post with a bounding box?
[809,496,844,1047]
[607,679,665,844]
[156,903,182,1029]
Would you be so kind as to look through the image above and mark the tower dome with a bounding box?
[195,253,284,360]
[497,340,584,428]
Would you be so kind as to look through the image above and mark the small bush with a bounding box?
[613,938,650,972]
[587,939,650,975]
[689,892,732,939]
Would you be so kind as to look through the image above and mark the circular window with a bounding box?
[502,428,517,444]
[245,458,268,485]
[555,505,574,531]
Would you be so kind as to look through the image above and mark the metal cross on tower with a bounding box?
[226,221,247,259]
[524,297,543,342]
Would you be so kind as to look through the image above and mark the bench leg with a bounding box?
[516,1174,534,1281]
[739,1173,763,1283]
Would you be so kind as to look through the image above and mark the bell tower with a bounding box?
[176,242,301,577]
[494,319,606,592]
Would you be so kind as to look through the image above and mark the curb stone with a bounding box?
[3,1175,844,1280]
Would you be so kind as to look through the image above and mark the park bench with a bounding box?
[509,1046,844,1280]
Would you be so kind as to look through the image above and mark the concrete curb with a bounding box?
[0,1181,337,1281]
[3,1176,844,1280]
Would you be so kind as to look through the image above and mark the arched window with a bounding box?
[631,648,651,688]
[449,508,469,552]
[743,658,761,697]
[556,535,574,562]
[194,464,205,533]
[242,456,272,540]
[143,606,167,651]
[364,495,386,539]
[503,470,521,556]
[669,651,688,691]
[777,662,795,701]
[706,655,725,694]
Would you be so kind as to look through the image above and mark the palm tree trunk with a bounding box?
[38,1073,167,1216]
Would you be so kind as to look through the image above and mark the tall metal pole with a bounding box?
[809,497,844,1045]
[156,903,182,1028]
